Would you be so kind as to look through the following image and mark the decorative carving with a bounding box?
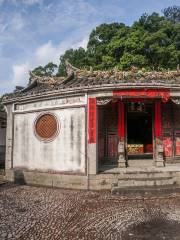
[65,60,79,76]
[35,113,59,141]
[3,68,180,102]
[171,98,180,105]
[97,98,112,106]
[118,141,126,168]
[155,141,165,167]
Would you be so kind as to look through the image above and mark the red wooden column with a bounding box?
[154,101,162,139]
[154,101,164,166]
[117,101,126,167]
[118,101,125,139]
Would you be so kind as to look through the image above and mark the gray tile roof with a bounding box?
[3,69,180,102]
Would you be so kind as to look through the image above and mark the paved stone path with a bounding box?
[0,184,180,239]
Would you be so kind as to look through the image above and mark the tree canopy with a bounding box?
[31,6,180,78]
[30,62,58,79]
[162,6,180,23]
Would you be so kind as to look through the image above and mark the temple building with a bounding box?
[3,64,180,190]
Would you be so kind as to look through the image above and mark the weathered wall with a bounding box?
[0,127,6,146]
[13,107,86,173]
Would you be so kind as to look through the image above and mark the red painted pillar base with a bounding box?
[154,101,164,167]
[118,101,126,168]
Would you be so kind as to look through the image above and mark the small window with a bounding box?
[35,113,59,141]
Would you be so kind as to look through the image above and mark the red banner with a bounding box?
[118,101,125,138]
[155,101,162,138]
[113,89,170,102]
[163,137,173,157]
[88,98,97,144]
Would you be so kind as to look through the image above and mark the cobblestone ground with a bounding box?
[0,184,180,240]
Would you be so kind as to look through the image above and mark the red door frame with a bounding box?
[125,100,154,159]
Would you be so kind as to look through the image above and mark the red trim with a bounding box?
[88,98,97,144]
[113,89,170,102]
[118,101,125,138]
[154,101,162,138]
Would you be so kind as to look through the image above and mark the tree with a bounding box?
[31,6,180,76]
[43,62,58,76]
[87,23,125,69]
[57,47,88,76]
[31,66,45,77]
[133,12,165,32]
[118,53,147,70]
[163,6,180,23]
[31,62,58,78]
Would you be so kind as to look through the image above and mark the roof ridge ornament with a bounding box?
[177,64,180,71]
[90,66,93,73]
[171,98,180,105]
[29,71,42,84]
[65,59,79,76]
[29,71,57,86]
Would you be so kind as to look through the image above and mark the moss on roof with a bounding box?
[3,68,180,102]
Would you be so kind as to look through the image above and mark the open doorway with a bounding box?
[126,102,153,160]
[0,111,6,170]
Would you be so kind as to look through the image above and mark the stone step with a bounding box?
[117,176,175,188]
[0,174,7,185]
[89,171,177,180]
[0,175,5,180]
[128,160,154,167]
[120,172,176,179]
[111,184,180,196]
[0,181,7,185]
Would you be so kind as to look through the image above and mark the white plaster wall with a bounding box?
[0,127,6,146]
[13,107,86,173]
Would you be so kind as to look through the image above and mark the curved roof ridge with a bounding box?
[75,68,180,80]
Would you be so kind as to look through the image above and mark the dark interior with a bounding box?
[127,103,153,159]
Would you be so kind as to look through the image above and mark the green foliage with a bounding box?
[163,6,180,23]
[31,62,58,77]
[57,47,88,76]
[133,13,165,32]
[87,23,127,69]
[117,53,147,70]
[31,6,180,78]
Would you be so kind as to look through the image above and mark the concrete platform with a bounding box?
[99,163,180,174]
[4,164,180,190]
[89,164,180,190]
[111,185,180,196]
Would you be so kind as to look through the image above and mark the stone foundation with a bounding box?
[5,166,180,190]
[5,169,88,190]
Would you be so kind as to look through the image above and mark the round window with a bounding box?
[35,113,59,141]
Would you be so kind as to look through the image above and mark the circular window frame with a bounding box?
[34,112,60,142]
